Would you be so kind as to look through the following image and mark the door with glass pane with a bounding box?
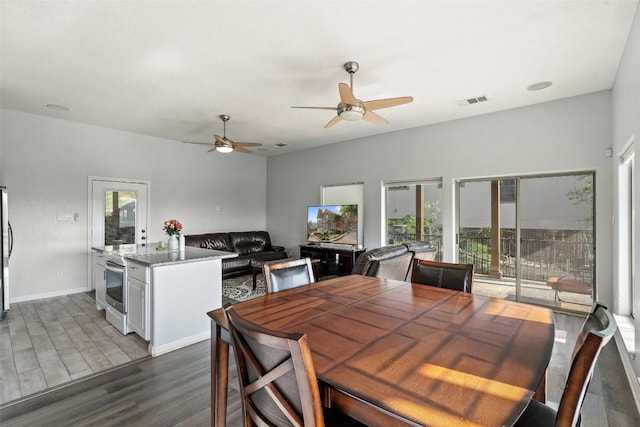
[91,178,149,248]
[458,173,594,312]
[384,180,442,260]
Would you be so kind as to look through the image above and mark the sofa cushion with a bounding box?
[184,233,233,252]
[229,231,272,254]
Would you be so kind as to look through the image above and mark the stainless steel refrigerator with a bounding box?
[1,186,12,320]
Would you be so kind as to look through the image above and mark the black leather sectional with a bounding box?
[184,231,287,279]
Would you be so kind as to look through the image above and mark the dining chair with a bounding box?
[410,259,474,293]
[263,257,315,293]
[514,303,618,427]
[223,304,364,427]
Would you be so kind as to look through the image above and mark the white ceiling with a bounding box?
[1,1,637,156]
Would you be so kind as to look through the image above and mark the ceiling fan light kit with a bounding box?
[292,60,413,128]
[182,114,262,154]
[338,104,365,121]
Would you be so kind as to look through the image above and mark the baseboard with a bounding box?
[614,330,640,415]
[10,286,91,304]
[149,330,211,357]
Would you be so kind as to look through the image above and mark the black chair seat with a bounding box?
[514,398,558,427]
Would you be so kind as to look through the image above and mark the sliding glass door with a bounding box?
[458,173,594,312]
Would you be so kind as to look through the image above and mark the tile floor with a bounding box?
[0,292,149,405]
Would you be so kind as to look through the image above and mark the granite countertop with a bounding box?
[92,243,237,267]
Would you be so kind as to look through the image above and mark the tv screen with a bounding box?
[307,204,358,245]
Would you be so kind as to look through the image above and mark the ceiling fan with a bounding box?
[183,115,262,154]
[292,61,414,128]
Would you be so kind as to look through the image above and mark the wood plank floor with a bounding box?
[1,312,638,426]
[0,292,150,405]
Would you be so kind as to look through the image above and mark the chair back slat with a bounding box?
[555,303,617,427]
[264,258,315,293]
[224,304,325,427]
[411,259,474,293]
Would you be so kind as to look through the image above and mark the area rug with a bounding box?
[222,274,267,303]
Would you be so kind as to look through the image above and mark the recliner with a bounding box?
[352,241,436,281]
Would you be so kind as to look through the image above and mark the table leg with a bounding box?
[533,370,547,403]
[211,321,230,426]
[252,269,258,290]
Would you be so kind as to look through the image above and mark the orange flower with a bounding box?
[163,219,183,236]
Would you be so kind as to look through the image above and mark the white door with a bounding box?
[90,178,149,248]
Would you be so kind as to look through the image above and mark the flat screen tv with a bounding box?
[307,204,358,245]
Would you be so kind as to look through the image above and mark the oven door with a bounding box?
[105,260,126,313]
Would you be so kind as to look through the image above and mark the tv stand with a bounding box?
[299,244,366,278]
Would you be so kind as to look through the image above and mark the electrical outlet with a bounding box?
[56,271,64,279]
[57,212,74,221]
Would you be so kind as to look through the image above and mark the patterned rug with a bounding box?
[222,274,267,304]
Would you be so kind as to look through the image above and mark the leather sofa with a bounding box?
[352,241,436,281]
[184,231,287,279]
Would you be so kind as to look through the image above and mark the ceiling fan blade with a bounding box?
[291,106,337,110]
[362,96,414,111]
[324,115,342,128]
[363,110,388,125]
[183,141,215,146]
[214,134,226,144]
[235,142,262,147]
[207,147,217,153]
[338,83,358,105]
[233,145,253,154]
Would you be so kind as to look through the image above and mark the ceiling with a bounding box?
[1,1,637,157]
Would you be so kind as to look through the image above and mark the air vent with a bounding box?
[455,95,488,107]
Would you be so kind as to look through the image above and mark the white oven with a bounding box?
[104,257,130,334]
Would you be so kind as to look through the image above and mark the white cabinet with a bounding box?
[127,260,150,340]
[93,252,107,310]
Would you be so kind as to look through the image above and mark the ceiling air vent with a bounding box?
[455,95,488,107]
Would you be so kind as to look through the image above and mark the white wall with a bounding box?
[267,91,614,306]
[612,3,640,315]
[0,109,267,301]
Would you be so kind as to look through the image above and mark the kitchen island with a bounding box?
[92,244,236,356]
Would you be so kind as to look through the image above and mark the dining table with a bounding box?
[208,274,555,427]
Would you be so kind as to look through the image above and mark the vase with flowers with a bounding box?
[163,219,183,251]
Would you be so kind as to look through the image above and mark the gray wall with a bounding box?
[612,3,640,315]
[0,109,267,301]
[267,91,614,307]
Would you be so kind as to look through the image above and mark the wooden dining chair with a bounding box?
[410,259,474,293]
[514,303,617,427]
[223,305,364,427]
[263,257,315,293]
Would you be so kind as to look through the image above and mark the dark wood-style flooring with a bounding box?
[1,313,638,426]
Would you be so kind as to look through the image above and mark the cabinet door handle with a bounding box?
[103,270,106,280]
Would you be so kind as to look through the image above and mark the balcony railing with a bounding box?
[387,231,593,283]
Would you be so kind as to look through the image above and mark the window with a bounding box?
[384,179,442,260]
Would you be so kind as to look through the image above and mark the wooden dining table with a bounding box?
[208,275,555,427]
